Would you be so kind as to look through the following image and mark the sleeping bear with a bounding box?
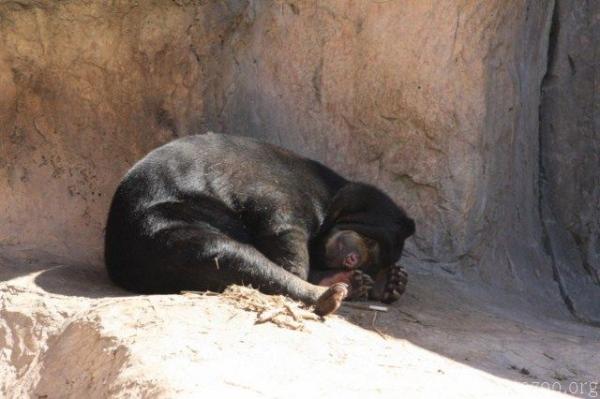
[105,133,415,315]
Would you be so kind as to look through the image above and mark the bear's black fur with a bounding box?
[104,133,415,306]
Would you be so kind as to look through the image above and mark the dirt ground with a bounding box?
[1,247,599,398]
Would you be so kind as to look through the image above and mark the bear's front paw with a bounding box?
[381,264,408,304]
[346,270,374,301]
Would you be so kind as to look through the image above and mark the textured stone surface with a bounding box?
[2,250,599,398]
[212,1,564,302]
[539,0,600,323]
[0,0,246,263]
[0,0,568,295]
[1,0,598,315]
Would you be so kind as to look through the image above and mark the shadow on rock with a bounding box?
[337,269,600,396]
[33,263,130,299]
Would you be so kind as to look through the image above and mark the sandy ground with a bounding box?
[1,247,599,398]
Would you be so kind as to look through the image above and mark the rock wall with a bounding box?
[0,0,244,263]
[213,1,557,288]
[0,0,598,321]
[539,0,600,323]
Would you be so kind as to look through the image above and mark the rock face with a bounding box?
[1,0,600,397]
[1,0,597,320]
[539,0,600,323]
[214,1,559,295]
[0,1,243,263]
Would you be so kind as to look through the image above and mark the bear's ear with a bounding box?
[397,216,416,241]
